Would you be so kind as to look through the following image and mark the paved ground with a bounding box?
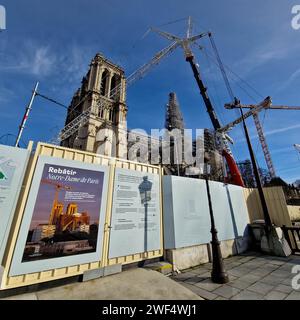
[170,252,300,300]
[3,252,300,300]
[2,268,202,300]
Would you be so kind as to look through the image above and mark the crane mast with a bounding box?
[185,55,222,130]
[253,113,276,178]
[151,22,222,131]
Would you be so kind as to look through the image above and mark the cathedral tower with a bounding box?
[62,53,128,158]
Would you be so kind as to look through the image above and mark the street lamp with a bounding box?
[139,176,153,253]
[139,176,153,205]
[204,164,229,284]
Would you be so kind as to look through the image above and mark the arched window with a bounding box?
[110,74,120,100]
[98,107,104,118]
[100,69,109,96]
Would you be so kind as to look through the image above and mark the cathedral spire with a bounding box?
[165,92,184,131]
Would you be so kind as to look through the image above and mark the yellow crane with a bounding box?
[41,179,71,225]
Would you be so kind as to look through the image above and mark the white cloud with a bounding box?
[0,40,95,83]
[31,46,56,76]
[277,68,300,92]
[264,123,300,136]
[57,44,95,84]
[271,146,295,155]
[235,123,300,144]
[235,42,290,77]
[232,23,300,78]
[0,41,57,77]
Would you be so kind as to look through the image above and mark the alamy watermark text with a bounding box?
[292,5,300,30]
[0,5,5,30]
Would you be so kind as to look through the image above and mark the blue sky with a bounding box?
[0,0,299,182]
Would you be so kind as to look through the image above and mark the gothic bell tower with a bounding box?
[62,53,128,158]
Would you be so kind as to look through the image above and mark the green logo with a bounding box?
[0,170,7,181]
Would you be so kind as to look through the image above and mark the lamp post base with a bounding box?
[211,234,229,284]
[205,176,229,284]
[261,226,292,257]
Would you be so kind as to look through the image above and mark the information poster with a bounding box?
[0,144,30,265]
[109,168,161,258]
[10,156,109,276]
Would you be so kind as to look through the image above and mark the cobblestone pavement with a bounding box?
[170,252,300,300]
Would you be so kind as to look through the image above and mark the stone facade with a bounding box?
[62,53,128,158]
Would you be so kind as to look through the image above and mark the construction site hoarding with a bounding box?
[244,187,292,227]
[0,144,30,265]
[9,155,109,276]
[209,181,250,240]
[163,176,250,249]
[108,168,161,258]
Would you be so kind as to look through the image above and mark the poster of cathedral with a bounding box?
[22,163,105,262]
[10,156,109,276]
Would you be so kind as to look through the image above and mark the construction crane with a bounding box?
[41,179,71,225]
[150,19,224,130]
[59,18,218,143]
[214,97,272,185]
[225,100,300,179]
[58,42,181,142]
[58,18,246,186]
[150,18,249,186]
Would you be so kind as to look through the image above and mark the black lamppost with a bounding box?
[204,164,229,284]
[139,176,153,252]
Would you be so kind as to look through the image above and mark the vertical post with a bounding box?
[239,108,272,229]
[144,201,148,252]
[15,82,39,147]
[205,165,229,284]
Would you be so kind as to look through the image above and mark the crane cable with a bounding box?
[36,92,68,109]
[206,35,244,159]
[201,42,226,126]
[206,34,265,168]
[199,41,246,165]
[209,33,235,102]
[198,44,263,102]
